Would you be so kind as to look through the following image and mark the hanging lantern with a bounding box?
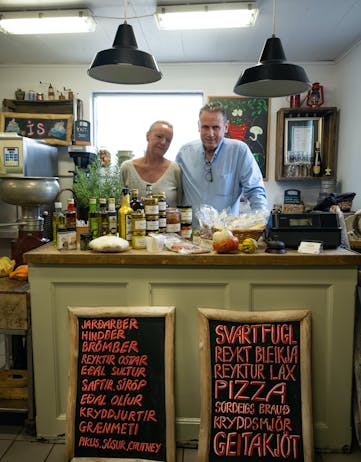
[306,82,324,108]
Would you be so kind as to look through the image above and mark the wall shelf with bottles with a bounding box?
[275,107,339,181]
[2,98,82,119]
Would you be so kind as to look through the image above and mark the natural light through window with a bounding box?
[93,92,204,162]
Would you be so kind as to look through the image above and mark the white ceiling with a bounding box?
[0,0,361,66]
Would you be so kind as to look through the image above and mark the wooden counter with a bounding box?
[24,242,361,267]
[25,243,361,452]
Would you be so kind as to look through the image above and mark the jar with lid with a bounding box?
[132,210,146,249]
[159,211,167,233]
[179,205,192,224]
[166,208,181,234]
[153,192,167,213]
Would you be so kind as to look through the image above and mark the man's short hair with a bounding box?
[199,102,227,124]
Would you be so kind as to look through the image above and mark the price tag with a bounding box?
[298,241,323,254]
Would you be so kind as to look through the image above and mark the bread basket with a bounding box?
[231,228,265,242]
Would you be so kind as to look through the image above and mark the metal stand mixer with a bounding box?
[0,176,60,265]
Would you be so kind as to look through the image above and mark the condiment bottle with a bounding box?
[312,141,322,177]
[99,198,109,235]
[107,198,118,235]
[144,184,159,235]
[131,210,146,249]
[88,198,99,239]
[65,198,77,230]
[48,84,55,100]
[130,188,144,212]
[52,201,65,247]
[118,187,133,242]
[166,208,181,234]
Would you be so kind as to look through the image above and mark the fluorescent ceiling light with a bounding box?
[155,2,258,30]
[0,9,96,34]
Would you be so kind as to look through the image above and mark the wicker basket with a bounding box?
[231,228,265,242]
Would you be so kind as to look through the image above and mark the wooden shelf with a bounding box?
[2,98,81,116]
[275,107,339,181]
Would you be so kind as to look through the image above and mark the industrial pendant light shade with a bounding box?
[234,0,310,97]
[88,22,162,84]
[88,0,161,84]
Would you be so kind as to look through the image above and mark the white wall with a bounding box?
[336,43,361,211]
[0,59,351,210]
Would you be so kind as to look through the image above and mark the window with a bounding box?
[92,91,203,162]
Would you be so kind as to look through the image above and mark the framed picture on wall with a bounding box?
[208,96,270,179]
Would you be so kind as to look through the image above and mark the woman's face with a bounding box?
[147,123,173,157]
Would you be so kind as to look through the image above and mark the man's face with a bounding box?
[147,123,173,157]
[199,111,228,152]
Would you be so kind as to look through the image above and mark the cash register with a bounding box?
[267,212,342,249]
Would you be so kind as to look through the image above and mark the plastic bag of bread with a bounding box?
[89,235,129,253]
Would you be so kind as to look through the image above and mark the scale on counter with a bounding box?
[267,212,342,249]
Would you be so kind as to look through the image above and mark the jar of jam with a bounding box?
[179,205,192,224]
[166,208,181,234]
[159,211,167,233]
[181,223,192,240]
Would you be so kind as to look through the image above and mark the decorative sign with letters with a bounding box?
[66,305,175,462]
[0,111,73,145]
[198,308,313,462]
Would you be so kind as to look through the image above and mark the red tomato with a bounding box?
[213,237,239,253]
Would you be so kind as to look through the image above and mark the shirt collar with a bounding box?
[203,139,224,164]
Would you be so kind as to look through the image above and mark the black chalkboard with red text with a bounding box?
[66,306,175,462]
[198,308,313,462]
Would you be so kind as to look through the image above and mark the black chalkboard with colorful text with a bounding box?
[198,308,313,462]
[66,306,175,462]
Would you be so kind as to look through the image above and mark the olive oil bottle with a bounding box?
[118,187,133,242]
[88,198,99,239]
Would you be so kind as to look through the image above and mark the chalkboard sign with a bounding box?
[66,306,175,462]
[0,111,73,145]
[74,120,91,145]
[198,308,313,462]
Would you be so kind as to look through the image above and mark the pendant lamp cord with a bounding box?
[123,0,127,22]
[272,0,276,37]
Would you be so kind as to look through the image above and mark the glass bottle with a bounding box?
[118,187,133,242]
[99,198,109,236]
[107,198,118,235]
[52,201,65,247]
[312,141,322,177]
[65,198,77,230]
[130,188,144,212]
[88,198,100,239]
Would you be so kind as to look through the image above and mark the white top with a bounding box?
[120,160,183,207]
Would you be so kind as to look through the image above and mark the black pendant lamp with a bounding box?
[234,0,311,97]
[88,0,162,84]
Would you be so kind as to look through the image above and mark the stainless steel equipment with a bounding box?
[0,176,60,265]
[0,134,59,263]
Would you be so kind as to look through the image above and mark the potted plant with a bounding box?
[72,156,123,221]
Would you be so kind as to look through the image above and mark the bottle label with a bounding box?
[132,235,146,249]
[166,223,181,233]
[145,204,159,215]
[125,215,132,241]
[146,219,159,232]
[133,219,146,231]
[180,210,192,222]
[108,215,117,234]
